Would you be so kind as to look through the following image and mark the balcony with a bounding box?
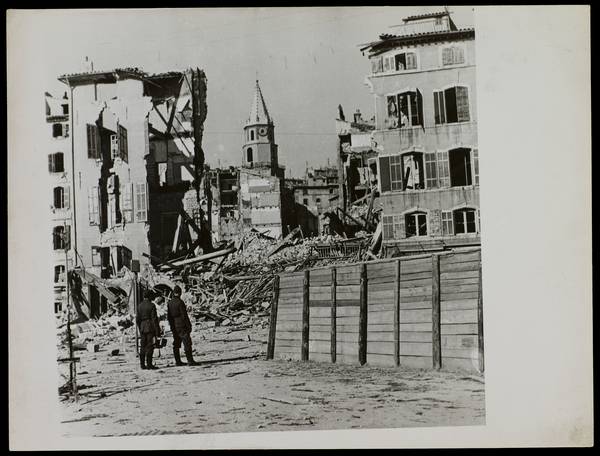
[374,121,477,153]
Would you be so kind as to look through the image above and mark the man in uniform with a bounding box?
[136,289,161,370]
[167,285,199,366]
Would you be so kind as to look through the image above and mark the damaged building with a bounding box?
[50,65,211,318]
[360,10,480,256]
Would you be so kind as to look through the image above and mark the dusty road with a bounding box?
[59,324,485,437]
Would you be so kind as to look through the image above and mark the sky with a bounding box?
[39,6,474,177]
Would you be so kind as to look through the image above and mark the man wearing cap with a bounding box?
[136,289,162,370]
[167,285,199,366]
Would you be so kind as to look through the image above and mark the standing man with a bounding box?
[136,289,161,370]
[167,285,199,366]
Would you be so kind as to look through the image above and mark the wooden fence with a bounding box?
[266,248,484,373]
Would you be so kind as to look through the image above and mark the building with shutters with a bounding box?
[46,91,74,314]
[361,10,480,255]
[48,65,211,317]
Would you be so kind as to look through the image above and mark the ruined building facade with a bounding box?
[49,67,210,316]
[361,11,480,255]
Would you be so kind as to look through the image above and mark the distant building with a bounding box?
[361,10,480,255]
[292,166,339,236]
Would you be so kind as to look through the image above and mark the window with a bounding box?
[329,188,334,194]
[379,153,424,192]
[91,246,102,266]
[52,123,63,138]
[121,183,133,222]
[303,198,308,205]
[441,210,453,235]
[118,125,128,163]
[473,148,479,185]
[441,45,465,66]
[135,182,148,222]
[453,208,478,234]
[386,90,423,128]
[53,225,70,250]
[54,302,63,314]
[250,130,255,141]
[53,186,69,209]
[405,211,427,238]
[246,147,253,163]
[316,198,321,203]
[87,124,100,159]
[425,153,438,189]
[434,86,470,124]
[54,265,65,283]
[302,189,308,195]
[382,214,404,240]
[48,152,64,173]
[116,246,132,271]
[379,51,418,73]
[449,148,473,186]
[62,104,69,115]
[88,186,99,225]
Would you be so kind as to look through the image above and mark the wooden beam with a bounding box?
[171,214,183,253]
[394,259,401,366]
[432,254,442,370]
[169,247,236,267]
[358,263,368,365]
[301,270,310,361]
[330,267,337,364]
[266,275,280,360]
[477,258,485,373]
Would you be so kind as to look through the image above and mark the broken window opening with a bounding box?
[448,148,473,187]
[52,225,70,250]
[434,86,470,124]
[54,302,63,314]
[53,187,64,209]
[400,152,425,190]
[386,90,423,129]
[62,104,69,115]
[52,123,63,138]
[303,198,309,205]
[54,265,65,283]
[405,211,427,238]
[453,207,478,234]
[380,51,418,74]
[91,246,102,266]
[48,152,64,173]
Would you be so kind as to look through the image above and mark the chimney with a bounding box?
[353,109,363,124]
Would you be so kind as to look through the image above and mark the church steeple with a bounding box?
[242,80,278,170]
[247,80,272,126]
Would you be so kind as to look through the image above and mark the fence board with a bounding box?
[400,322,432,332]
[400,342,433,357]
[367,323,395,332]
[366,341,395,355]
[441,334,478,349]
[440,323,478,335]
[366,354,396,367]
[366,332,395,342]
[400,331,432,343]
[439,250,481,265]
[441,299,478,311]
[399,309,432,323]
[441,309,478,324]
[441,347,478,359]
[400,355,433,369]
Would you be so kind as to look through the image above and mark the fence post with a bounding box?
[395,259,401,367]
[432,254,442,370]
[266,275,280,360]
[358,263,368,366]
[301,269,310,361]
[330,267,337,363]
[477,259,485,373]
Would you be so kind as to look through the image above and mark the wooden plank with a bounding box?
[307,307,330,318]
[441,276,480,285]
[301,270,310,361]
[367,303,394,313]
[399,331,432,343]
[441,309,478,324]
[441,334,477,349]
[366,332,395,342]
[440,262,480,275]
[367,281,396,292]
[358,263,368,366]
[441,300,478,311]
[477,260,484,373]
[275,330,302,339]
[308,352,331,363]
[367,323,395,332]
[400,271,434,281]
[400,277,432,288]
[400,342,433,357]
[439,250,481,265]
[367,311,395,324]
[432,254,441,370]
[441,347,478,359]
[336,307,361,317]
[331,267,337,363]
[441,270,480,280]
[309,268,331,279]
[368,275,397,285]
[336,264,359,275]
[366,341,395,355]
[336,342,359,356]
[441,357,478,372]
[400,355,434,369]
[399,309,432,323]
[336,354,360,365]
[398,293,433,304]
[440,291,479,301]
[366,353,396,367]
[336,285,361,294]
[399,322,432,332]
[439,283,479,294]
[440,323,478,335]
[309,340,331,353]
[367,289,395,301]
[336,332,359,343]
[275,340,303,348]
[276,322,302,332]
[399,301,432,310]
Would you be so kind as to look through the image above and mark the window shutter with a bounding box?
[63,186,70,209]
[437,151,450,187]
[473,148,479,185]
[434,92,440,125]
[379,156,391,193]
[135,183,148,222]
[406,52,417,70]
[425,152,438,188]
[87,124,94,158]
[454,46,465,64]
[48,154,54,172]
[121,183,133,222]
[456,86,470,122]
[64,225,71,250]
[371,57,383,73]
[395,215,405,239]
[441,210,453,235]
[119,125,128,162]
[88,186,99,225]
[442,47,453,65]
[55,153,64,173]
[383,56,390,72]
[416,89,424,127]
[382,215,394,240]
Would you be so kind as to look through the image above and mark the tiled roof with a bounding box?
[360,28,475,54]
[58,67,184,85]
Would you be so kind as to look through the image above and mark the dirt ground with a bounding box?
[59,324,485,437]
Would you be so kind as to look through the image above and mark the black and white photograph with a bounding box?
[7,5,592,450]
